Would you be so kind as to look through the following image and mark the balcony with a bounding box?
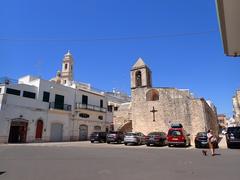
[75,103,106,112]
[49,102,72,111]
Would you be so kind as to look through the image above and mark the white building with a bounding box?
[0,51,130,143]
[227,117,237,127]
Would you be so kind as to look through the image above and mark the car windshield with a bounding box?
[108,131,117,134]
[148,132,165,136]
[91,132,99,136]
[197,132,207,137]
[148,132,159,135]
[168,130,182,136]
[227,127,240,135]
[126,132,137,136]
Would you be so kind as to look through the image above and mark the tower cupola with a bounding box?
[61,50,74,84]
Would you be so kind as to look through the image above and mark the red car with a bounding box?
[167,128,191,147]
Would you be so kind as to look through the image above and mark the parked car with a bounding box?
[145,132,167,146]
[194,132,218,148]
[90,132,107,143]
[226,126,240,148]
[167,128,191,147]
[124,132,145,145]
[106,131,124,144]
[194,132,208,148]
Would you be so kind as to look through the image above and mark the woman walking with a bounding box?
[207,129,217,156]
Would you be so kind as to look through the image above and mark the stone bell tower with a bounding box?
[130,57,152,133]
[61,50,74,84]
[131,57,152,89]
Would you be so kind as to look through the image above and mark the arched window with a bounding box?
[135,71,142,87]
[94,126,101,131]
[79,113,90,118]
[146,89,159,101]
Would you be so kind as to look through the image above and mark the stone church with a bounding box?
[114,58,218,138]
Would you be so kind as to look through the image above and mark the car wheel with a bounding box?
[227,143,231,149]
[107,141,110,144]
[184,141,187,147]
[124,143,128,146]
[168,144,172,147]
[146,143,150,146]
[91,141,94,143]
[164,140,168,146]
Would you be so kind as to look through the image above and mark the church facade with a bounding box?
[115,58,218,139]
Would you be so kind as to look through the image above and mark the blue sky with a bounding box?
[0,0,239,117]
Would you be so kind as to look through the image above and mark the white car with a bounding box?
[124,132,145,145]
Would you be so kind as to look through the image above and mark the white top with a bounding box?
[207,132,216,143]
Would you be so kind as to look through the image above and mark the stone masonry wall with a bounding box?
[201,99,219,136]
[113,103,132,132]
[131,87,218,142]
[233,90,240,124]
[132,88,195,135]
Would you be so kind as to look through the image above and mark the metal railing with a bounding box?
[49,102,72,111]
[0,77,18,85]
[75,103,106,112]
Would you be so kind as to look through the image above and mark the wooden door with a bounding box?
[35,120,43,139]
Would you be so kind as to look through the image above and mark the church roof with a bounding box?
[132,57,149,70]
[133,57,145,67]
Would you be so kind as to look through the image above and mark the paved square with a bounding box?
[0,142,239,180]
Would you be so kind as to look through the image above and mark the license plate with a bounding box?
[201,142,208,144]
[172,138,178,140]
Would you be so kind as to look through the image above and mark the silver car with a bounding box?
[124,132,145,145]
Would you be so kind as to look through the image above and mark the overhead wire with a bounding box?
[0,30,218,42]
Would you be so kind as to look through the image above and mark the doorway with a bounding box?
[50,123,63,142]
[55,94,64,110]
[79,125,88,141]
[8,120,28,143]
[35,120,43,140]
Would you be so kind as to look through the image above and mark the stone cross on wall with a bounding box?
[150,106,157,122]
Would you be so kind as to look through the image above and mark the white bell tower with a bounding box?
[61,50,74,84]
